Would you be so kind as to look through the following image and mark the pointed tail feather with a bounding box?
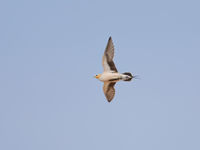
[122,72,133,81]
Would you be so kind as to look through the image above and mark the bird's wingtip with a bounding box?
[107,99,112,103]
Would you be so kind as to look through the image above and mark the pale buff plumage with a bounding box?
[95,37,133,102]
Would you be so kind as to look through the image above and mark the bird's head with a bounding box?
[94,74,101,79]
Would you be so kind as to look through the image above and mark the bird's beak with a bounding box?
[94,75,100,79]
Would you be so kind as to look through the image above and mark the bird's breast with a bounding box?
[99,72,122,82]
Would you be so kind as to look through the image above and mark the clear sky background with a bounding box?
[0,0,200,150]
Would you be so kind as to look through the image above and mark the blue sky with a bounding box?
[0,0,200,150]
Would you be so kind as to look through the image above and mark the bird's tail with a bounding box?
[122,72,133,81]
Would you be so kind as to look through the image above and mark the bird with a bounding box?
[94,36,135,102]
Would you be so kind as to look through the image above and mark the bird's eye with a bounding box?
[96,75,97,76]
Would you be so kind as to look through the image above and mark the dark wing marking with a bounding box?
[102,37,118,72]
[103,82,116,102]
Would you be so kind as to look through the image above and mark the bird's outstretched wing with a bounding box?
[103,82,116,102]
[102,37,118,72]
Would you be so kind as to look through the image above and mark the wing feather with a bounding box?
[102,37,118,72]
[103,82,116,102]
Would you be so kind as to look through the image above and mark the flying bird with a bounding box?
[95,37,135,102]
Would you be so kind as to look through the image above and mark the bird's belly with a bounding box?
[99,72,121,82]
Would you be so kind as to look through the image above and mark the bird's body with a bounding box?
[98,72,132,82]
[95,37,134,102]
[98,72,121,82]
